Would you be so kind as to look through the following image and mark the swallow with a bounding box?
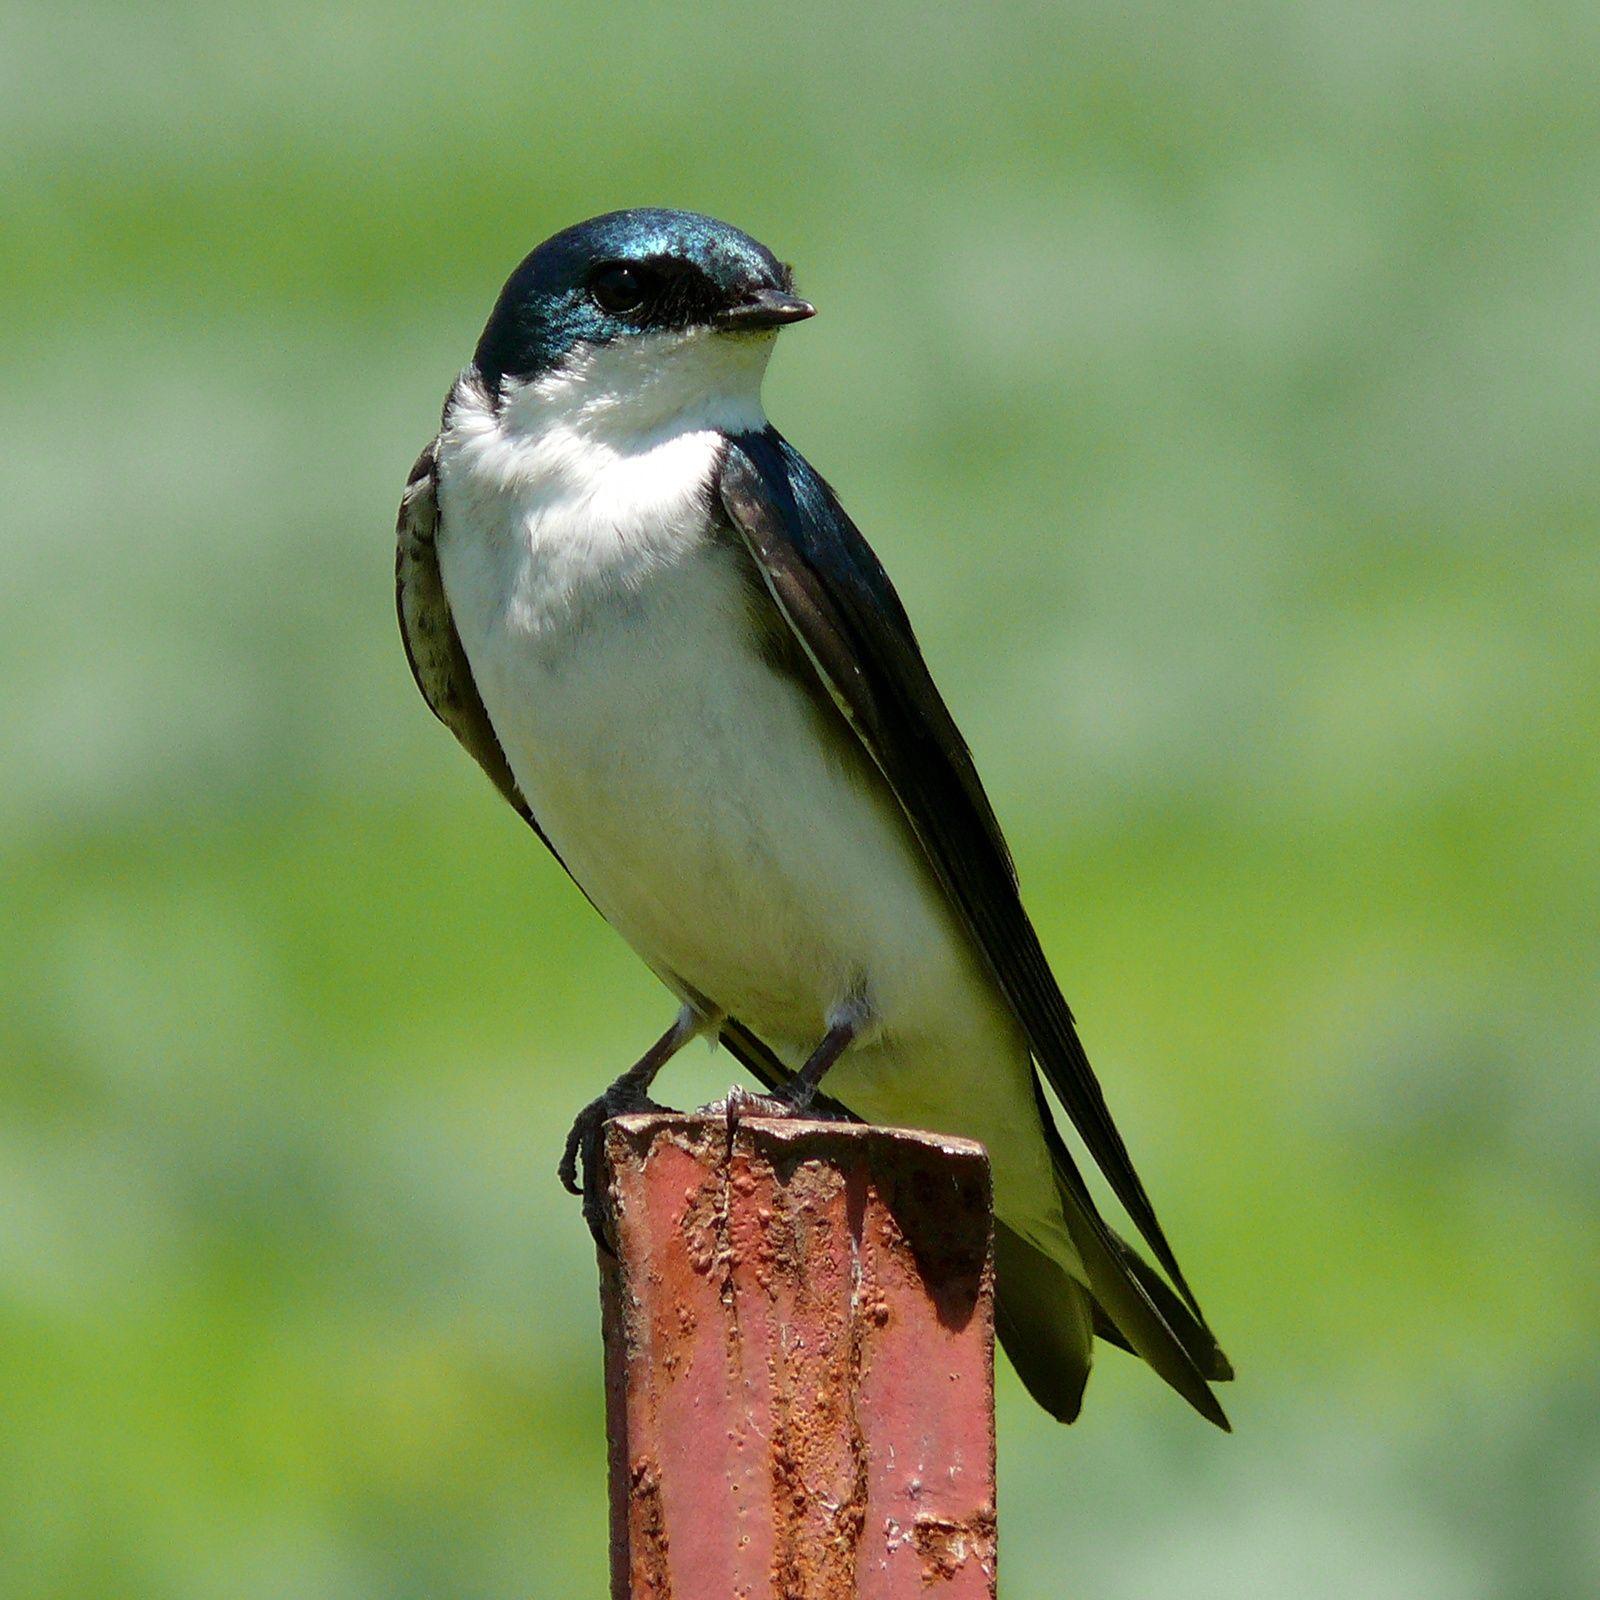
[398,209,1231,1425]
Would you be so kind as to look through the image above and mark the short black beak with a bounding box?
[714,288,817,331]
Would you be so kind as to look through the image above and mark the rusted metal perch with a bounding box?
[598,1112,998,1599]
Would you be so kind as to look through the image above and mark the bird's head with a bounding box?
[470,209,813,434]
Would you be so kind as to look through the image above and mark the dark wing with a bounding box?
[717,428,1219,1333]
[397,441,560,855]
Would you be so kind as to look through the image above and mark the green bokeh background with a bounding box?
[5,3,1597,1595]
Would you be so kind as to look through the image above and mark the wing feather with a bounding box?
[717,429,1222,1342]
[396,439,565,855]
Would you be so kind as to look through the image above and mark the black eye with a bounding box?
[590,263,649,314]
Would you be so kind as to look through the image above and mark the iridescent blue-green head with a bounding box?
[472,209,814,393]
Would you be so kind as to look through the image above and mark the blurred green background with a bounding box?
[4,1,1597,1595]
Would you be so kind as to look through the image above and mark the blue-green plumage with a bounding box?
[473,208,803,390]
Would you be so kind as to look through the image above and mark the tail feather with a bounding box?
[1102,1225,1233,1383]
[1033,1075,1231,1430]
[1057,1183,1230,1429]
[992,1221,1095,1422]
[995,1216,1232,1426]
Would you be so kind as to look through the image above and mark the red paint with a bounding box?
[600,1113,997,1599]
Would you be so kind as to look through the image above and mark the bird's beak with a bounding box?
[714,289,817,331]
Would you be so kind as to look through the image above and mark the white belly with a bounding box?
[448,517,977,1043]
[432,377,1064,1247]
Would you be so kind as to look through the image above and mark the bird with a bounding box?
[396,208,1232,1427]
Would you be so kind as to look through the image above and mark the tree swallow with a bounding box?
[396,209,1231,1426]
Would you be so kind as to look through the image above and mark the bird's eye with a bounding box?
[590,264,649,314]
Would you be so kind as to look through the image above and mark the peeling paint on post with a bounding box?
[598,1113,997,1600]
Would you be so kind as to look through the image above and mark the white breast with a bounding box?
[431,333,1057,1237]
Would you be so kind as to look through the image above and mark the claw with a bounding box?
[559,1006,705,1250]
[558,1079,670,1251]
[698,1081,853,1127]
[716,1083,791,1121]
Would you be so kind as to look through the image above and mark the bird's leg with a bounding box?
[716,1000,867,1123]
[785,1010,861,1111]
[560,1003,704,1246]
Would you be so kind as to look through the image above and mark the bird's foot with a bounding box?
[700,1011,864,1128]
[559,1080,671,1251]
[699,1081,852,1126]
[699,1082,791,1122]
[559,1006,706,1250]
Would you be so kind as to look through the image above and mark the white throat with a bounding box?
[448,326,773,495]
[435,327,775,638]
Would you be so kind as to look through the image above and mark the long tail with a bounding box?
[993,1216,1231,1426]
[992,1221,1095,1421]
[1031,1073,1232,1428]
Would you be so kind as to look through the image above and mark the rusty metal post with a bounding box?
[598,1112,997,1599]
